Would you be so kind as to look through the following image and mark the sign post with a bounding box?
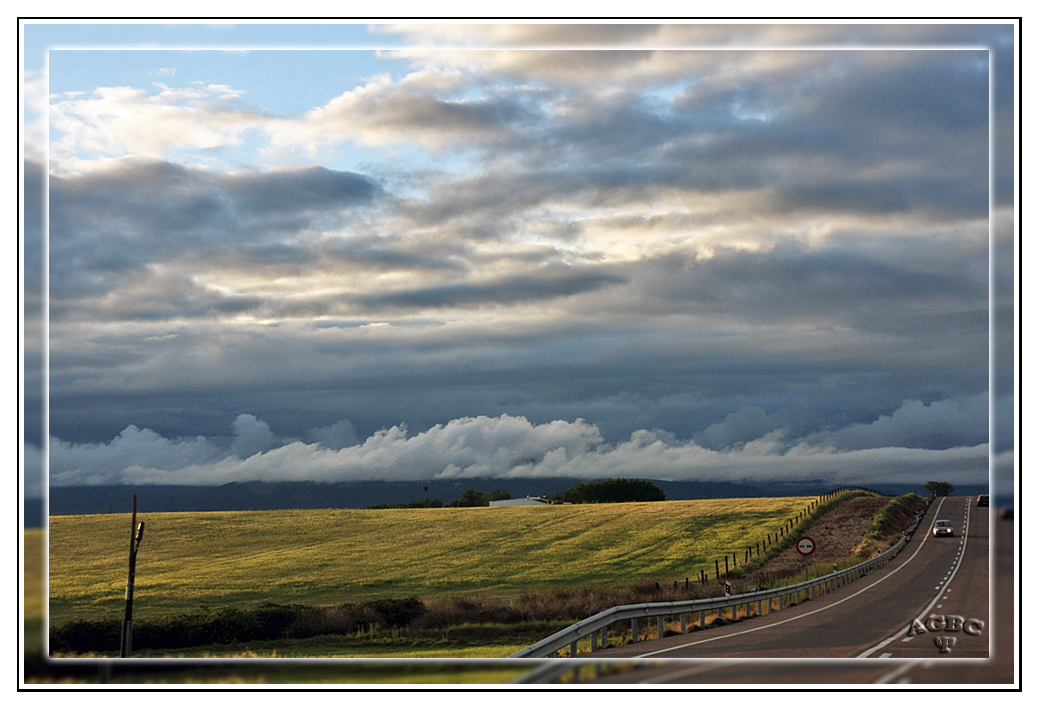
[796,535,815,583]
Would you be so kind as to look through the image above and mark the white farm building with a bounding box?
[489,496,552,507]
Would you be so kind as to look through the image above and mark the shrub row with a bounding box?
[50,597,427,654]
[49,579,709,654]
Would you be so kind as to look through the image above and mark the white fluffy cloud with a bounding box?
[48,405,988,488]
[229,413,275,458]
[49,83,267,172]
[48,425,223,486]
[808,393,989,451]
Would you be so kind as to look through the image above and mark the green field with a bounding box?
[49,497,813,629]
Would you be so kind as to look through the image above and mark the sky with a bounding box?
[21,21,1018,496]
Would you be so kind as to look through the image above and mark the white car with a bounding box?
[932,519,954,537]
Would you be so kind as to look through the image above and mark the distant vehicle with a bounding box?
[932,519,954,537]
[977,495,989,507]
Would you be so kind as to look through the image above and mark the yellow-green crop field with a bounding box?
[49,497,813,628]
[24,529,45,651]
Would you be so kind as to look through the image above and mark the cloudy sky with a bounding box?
[23,22,1017,493]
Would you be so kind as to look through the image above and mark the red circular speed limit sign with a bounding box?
[796,536,816,556]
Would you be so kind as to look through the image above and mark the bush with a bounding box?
[50,618,121,653]
[857,493,927,554]
[370,597,426,628]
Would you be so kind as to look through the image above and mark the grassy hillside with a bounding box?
[49,497,813,627]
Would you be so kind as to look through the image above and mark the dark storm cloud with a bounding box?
[769,176,988,219]
[320,236,463,272]
[619,239,988,351]
[214,165,381,215]
[49,159,381,274]
[384,51,988,242]
[804,51,989,133]
[47,159,386,317]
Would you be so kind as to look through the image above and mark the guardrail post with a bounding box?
[570,640,578,658]
[657,616,665,639]
[632,618,639,644]
[680,613,686,633]
[602,627,609,648]
[700,610,706,628]
[590,631,598,652]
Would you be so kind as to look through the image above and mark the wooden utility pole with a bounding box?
[119,495,145,658]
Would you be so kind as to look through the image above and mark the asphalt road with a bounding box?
[547,496,1015,685]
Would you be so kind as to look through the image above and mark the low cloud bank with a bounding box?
[48,400,989,488]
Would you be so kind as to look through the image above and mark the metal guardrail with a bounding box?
[509,528,915,660]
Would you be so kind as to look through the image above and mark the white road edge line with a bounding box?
[856,498,972,658]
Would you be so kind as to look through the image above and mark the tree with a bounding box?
[923,481,955,498]
[484,489,512,504]
[449,487,487,507]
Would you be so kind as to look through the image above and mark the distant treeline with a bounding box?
[368,488,512,509]
[551,478,666,504]
[367,479,665,509]
[553,478,665,505]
